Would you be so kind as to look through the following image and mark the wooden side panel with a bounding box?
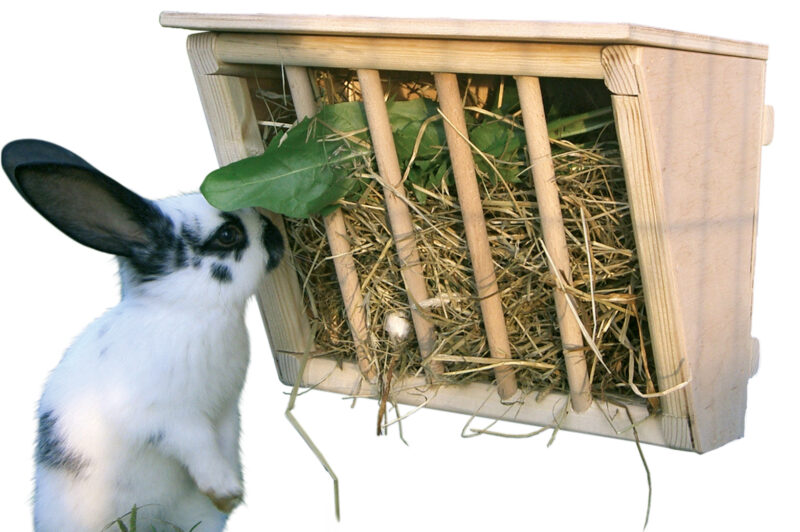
[610,94,693,450]
[635,48,765,452]
[187,32,310,382]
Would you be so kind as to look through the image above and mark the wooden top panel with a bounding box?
[160,12,768,60]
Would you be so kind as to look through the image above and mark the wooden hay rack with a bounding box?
[161,13,772,453]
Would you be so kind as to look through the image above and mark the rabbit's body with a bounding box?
[35,292,249,531]
[3,140,284,532]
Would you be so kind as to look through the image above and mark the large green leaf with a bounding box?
[201,115,371,218]
[202,99,443,218]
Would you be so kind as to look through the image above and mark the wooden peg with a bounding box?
[433,72,518,401]
[285,66,376,381]
[356,68,443,374]
[516,75,592,413]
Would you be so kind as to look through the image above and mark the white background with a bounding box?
[0,1,795,531]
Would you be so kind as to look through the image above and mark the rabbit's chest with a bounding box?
[99,309,251,407]
[160,317,250,396]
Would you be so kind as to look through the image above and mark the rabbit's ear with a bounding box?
[3,139,167,257]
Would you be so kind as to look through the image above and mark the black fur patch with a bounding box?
[210,263,233,283]
[173,238,189,269]
[122,203,182,284]
[260,214,284,271]
[182,222,204,270]
[146,431,165,446]
[36,411,86,474]
[180,222,203,248]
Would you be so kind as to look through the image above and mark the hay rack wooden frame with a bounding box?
[162,12,771,453]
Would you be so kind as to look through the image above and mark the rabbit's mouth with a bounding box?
[260,214,284,272]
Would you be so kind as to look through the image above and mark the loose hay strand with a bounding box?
[285,326,341,521]
[625,405,653,531]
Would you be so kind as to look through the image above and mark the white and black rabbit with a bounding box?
[2,139,284,532]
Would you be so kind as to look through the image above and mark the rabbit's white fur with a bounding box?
[34,196,273,531]
[3,140,284,532]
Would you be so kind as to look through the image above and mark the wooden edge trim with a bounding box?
[762,105,774,146]
[212,32,605,79]
[186,32,312,383]
[163,13,769,61]
[284,354,685,450]
[750,337,760,378]
[610,93,694,450]
[601,45,642,96]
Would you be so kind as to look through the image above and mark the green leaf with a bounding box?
[407,166,428,204]
[547,106,614,140]
[491,83,520,115]
[386,98,445,161]
[202,99,448,218]
[201,114,371,218]
[430,160,451,189]
[470,120,524,159]
[315,101,370,136]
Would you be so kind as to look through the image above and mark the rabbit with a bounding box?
[2,139,284,532]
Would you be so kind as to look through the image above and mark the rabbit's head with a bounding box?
[2,139,283,307]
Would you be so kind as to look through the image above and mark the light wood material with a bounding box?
[161,12,768,60]
[284,65,376,382]
[762,105,774,146]
[356,69,442,374]
[434,72,517,401]
[516,76,591,413]
[283,65,317,114]
[635,47,765,453]
[601,45,641,95]
[211,33,605,80]
[322,213,375,380]
[175,18,769,452]
[609,93,693,449]
[186,33,311,384]
[606,45,766,452]
[296,357,672,449]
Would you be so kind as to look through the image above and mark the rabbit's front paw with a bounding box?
[204,488,243,514]
[194,463,243,514]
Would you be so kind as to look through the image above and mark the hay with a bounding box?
[264,71,657,409]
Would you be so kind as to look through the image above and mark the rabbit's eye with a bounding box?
[212,223,244,248]
[199,215,249,258]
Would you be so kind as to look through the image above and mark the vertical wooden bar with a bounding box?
[433,72,517,401]
[356,69,443,374]
[516,76,592,413]
[284,66,376,382]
